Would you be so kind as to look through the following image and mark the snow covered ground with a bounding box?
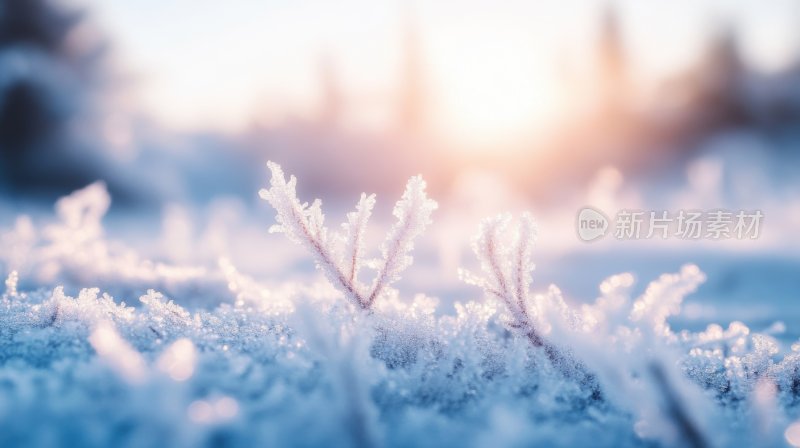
[2,158,800,448]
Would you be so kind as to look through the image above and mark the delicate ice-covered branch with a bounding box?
[260,162,436,310]
[343,194,376,285]
[363,175,437,309]
[462,213,599,395]
[460,213,537,330]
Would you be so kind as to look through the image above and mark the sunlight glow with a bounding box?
[432,35,563,148]
[92,0,797,147]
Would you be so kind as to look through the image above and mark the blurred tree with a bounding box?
[596,5,630,119]
[316,52,344,129]
[0,0,107,195]
[397,6,425,134]
[688,26,751,131]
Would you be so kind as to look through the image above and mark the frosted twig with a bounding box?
[343,194,376,285]
[462,213,600,396]
[460,213,537,330]
[260,162,436,310]
[363,175,436,309]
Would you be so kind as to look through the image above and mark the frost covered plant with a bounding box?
[259,161,437,311]
[575,265,714,448]
[0,183,239,307]
[7,171,800,448]
[0,182,109,278]
[44,181,111,249]
[462,222,720,446]
[460,213,599,395]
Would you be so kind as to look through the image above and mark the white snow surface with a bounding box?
[1,168,799,448]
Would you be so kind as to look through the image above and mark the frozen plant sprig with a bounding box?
[461,213,600,396]
[460,214,535,329]
[259,161,437,310]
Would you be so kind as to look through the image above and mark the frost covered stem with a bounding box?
[261,162,435,311]
[479,216,532,328]
[364,214,411,309]
[526,331,568,373]
[287,203,369,309]
[483,221,526,326]
[465,214,601,398]
[487,236,566,374]
[513,223,531,320]
[348,248,358,284]
[648,361,709,448]
[527,330,601,399]
[487,237,512,307]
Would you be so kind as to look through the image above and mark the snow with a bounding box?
[1,165,800,447]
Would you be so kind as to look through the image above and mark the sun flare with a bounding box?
[432,36,563,149]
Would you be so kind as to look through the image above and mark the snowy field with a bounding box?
[2,157,800,448]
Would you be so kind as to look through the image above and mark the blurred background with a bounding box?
[1,0,799,334]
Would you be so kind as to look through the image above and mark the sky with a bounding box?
[86,0,800,141]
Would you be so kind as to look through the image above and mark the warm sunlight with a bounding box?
[432,38,563,148]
